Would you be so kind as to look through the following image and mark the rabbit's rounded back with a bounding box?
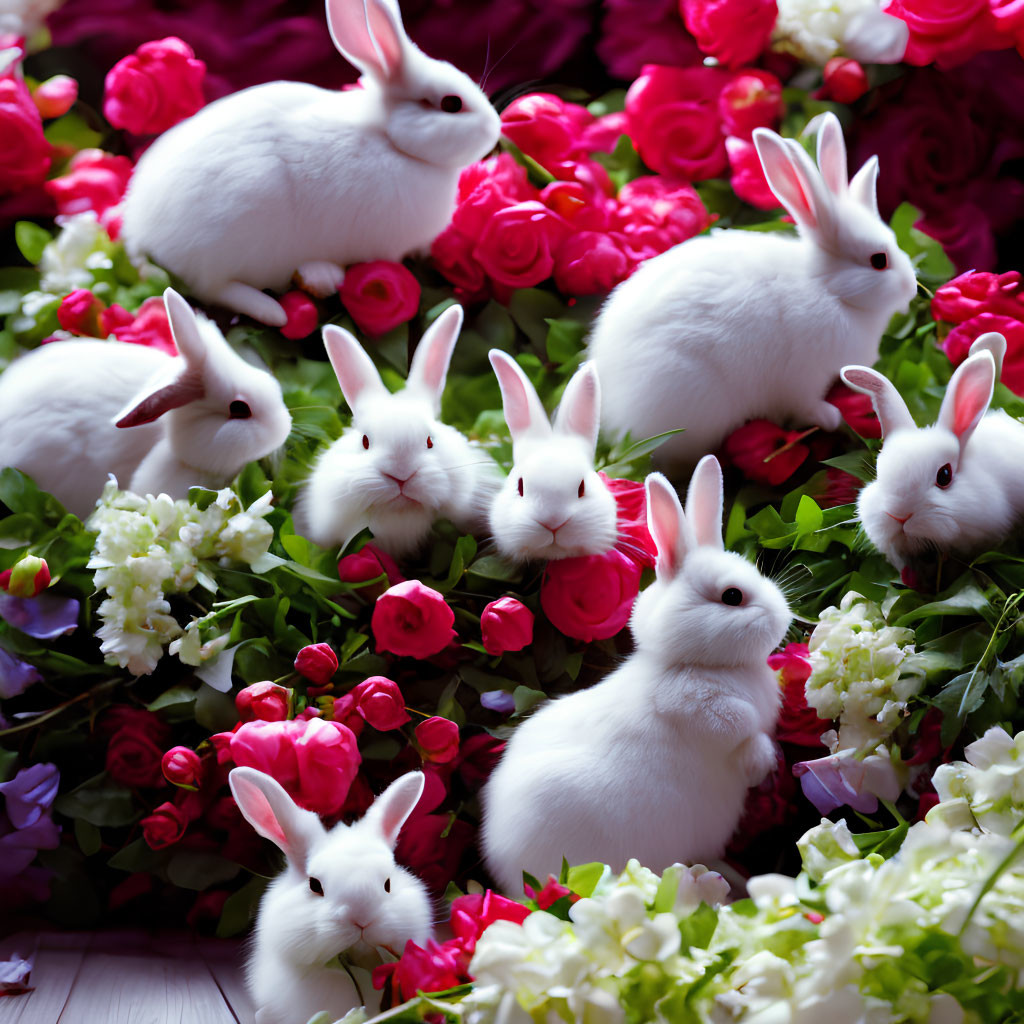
[488,351,618,561]
[230,767,433,1023]
[588,113,918,472]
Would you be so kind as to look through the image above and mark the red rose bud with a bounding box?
[32,75,78,119]
[141,801,189,849]
[0,556,50,598]
[235,680,291,722]
[161,746,202,788]
[820,57,869,104]
[349,676,410,731]
[57,289,106,337]
[279,290,319,339]
[480,597,534,656]
[338,543,405,598]
[294,642,338,686]
[415,716,460,763]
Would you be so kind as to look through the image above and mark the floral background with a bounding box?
[2,0,1024,1020]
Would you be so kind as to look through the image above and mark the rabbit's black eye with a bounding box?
[936,463,953,488]
[309,877,324,896]
[721,588,743,606]
[384,877,391,893]
[440,94,463,113]
[426,436,433,449]
[362,434,370,450]
[578,479,585,498]
[517,477,524,497]
[229,400,252,420]
[870,252,888,270]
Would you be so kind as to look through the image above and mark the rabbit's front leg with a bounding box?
[295,261,346,297]
[735,731,777,786]
[210,282,288,326]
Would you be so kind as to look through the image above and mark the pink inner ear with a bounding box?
[781,160,817,228]
[647,479,682,575]
[116,376,205,428]
[495,363,533,435]
[954,371,991,437]
[365,0,403,77]
[236,781,290,853]
[326,0,388,75]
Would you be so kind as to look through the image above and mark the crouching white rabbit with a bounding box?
[841,331,1024,570]
[294,304,500,557]
[588,111,918,473]
[120,0,501,326]
[0,288,292,517]
[229,767,433,1024]
[480,456,791,893]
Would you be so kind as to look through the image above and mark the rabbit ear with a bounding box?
[407,305,463,410]
[684,455,724,551]
[815,112,848,196]
[968,331,1006,381]
[645,472,691,579]
[753,129,836,241]
[113,372,205,429]
[937,351,995,445]
[848,155,880,216]
[229,767,324,866]
[163,287,211,370]
[363,771,424,848]
[489,350,552,442]
[840,366,915,437]
[326,0,406,82]
[553,362,601,452]
[323,324,387,412]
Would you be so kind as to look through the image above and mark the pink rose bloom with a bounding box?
[598,0,702,80]
[293,717,361,816]
[540,180,613,233]
[100,295,177,355]
[279,291,318,340]
[294,643,338,686]
[885,0,1013,66]
[817,468,862,509]
[723,419,810,486]
[944,312,1024,395]
[613,176,712,255]
[373,580,456,658]
[348,676,410,731]
[451,153,537,238]
[579,111,631,154]
[338,543,405,594]
[103,36,206,135]
[395,811,475,891]
[430,225,488,302]
[44,149,132,224]
[415,716,460,763]
[553,230,634,296]
[480,597,535,656]
[235,681,290,723]
[932,270,1024,323]
[472,201,571,291]
[161,746,202,788]
[375,939,463,1003]
[626,64,731,181]
[599,473,658,568]
[141,801,188,849]
[339,260,421,337]
[681,0,778,68]
[450,890,531,952]
[32,75,78,120]
[718,71,784,140]
[818,57,869,104]
[540,550,643,642]
[500,93,595,170]
[825,380,882,437]
[0,77,51,195]
[57,289,105,337]
[725,137,781,210]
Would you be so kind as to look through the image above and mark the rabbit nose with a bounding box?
[383,472,411,488]
[887,511,912,525]
[353,920,369,931]
[541,519,569,535]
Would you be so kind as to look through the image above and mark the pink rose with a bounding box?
[540,180,613,233]
[500,92,595,169]
[373,580,456,658]
[338,543,405,597]
[681,0,778,68]
[817,468,861,509]
[348,676,410,731]
[613,175,712,255]
[579,111,631,154]
[161,746,202,788]
[44,148,132,223]
[723,420,810,486]
[717,71,784,140]
[725,137,781,210]
[472,201,570,290]
[415,717,460,764]
[0,77,51,195]
[598,0,702,81]
[236,681,290,723]
[480,597,535,656]
[451,153,537,239]
[103,36,205,135]
[932,270,1024,323]
[818,57,869,104]
[294,643,338,686]
[943,312,1024,395]
[101,295,177,355]
[885,0,1010,65]
[553,230,634,296]
[450,890,531,952]
[32,75,78,120]
[57,289,105,337]
[825,381,881,438]
[626,64,731,181]
[141,801,188,849]
[526,876,577,909]
[279,291,318,340]
[395,811,475,891]
[339,260,420,337]
[599,473,658,568]
[540,550,643,642]
[430,225,488,302]
[376,939,463,1003]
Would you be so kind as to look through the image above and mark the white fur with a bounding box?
[488,352,618,561]
[120,0,501,326]
[230,767,434,1024]
[0,289,291,516]
[295,305,500,555]
[842,332,1024,569]
[588,112,918,473]
[480,456,791,892]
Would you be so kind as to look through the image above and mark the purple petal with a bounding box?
[0,764,60,829]
[794,755,880,815]
[0,647,42,698]
[0,816,61,880]
[0,592,80,639]
[0,952,34,995]
[480,689,517,713]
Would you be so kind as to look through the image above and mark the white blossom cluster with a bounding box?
[87,481,274,675]
[772,0,909,65]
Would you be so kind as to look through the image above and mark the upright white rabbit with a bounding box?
[588,112,918,473]
[480,456,791,893]
[0,289,292,516]
[229,767,434,1024]
[294,305,500,556]
[488,351,618,562]
[120,0,501,327]
[841,332,1024,570]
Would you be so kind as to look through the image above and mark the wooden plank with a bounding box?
[199,940,256,1024]
[0,938,84,1024]
[56,949,237,1024]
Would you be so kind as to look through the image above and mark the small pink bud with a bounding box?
[161,746,202,788]
[235,681,290,722]
[0,556,50,597]
[414,716,460,763]
[349,676,410,731]
[279,290,319,340]
[821,57,869,104]
[33,75,78,119]
[294,643,338,686]
[480,597,534,656]
[57,289,106,337]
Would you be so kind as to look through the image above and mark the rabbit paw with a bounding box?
[737,733,777,786]
[212,282,287,327]
[809,399,844,434]
[295,261,345,297]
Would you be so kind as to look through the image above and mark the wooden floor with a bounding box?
[0,931,255,1024]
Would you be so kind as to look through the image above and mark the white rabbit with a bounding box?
[488,351,618,561]
[841,331,1024,570]
[229,767,433,1024]
[0,288,292,517]
[588,112,919,474]
[294,304,500,556]
[480,456,791,893]
[120,0,501,327]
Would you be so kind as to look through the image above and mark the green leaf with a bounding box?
[43,110,103,152]
[53,774,138,827]
[74,818,102,857]
[216,874,269,937]
[545,318,588,365]
[512,685,546,716]
[0,747,17,782]
[147,684,199,715]
[678,901,719,952]
[565,861,604,897]
[166,850,241,890]
[195,681,239,732]
[467,554,520,582]
[14,221,53,264]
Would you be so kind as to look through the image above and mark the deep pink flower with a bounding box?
[104,709,170,788]
[161,746,202,788]
[540,180,613,233]
[524,876,576,909]
[294,643,338,686]
[394,811,475,892]
[430,225,488,302]
[57,289,105,337]
[0,77,51,195]
[103,36,206,135]
[732,748,796,848]
[553,230,634,297]
[279,291,318,340]
[480,597,535,656]
[725,136,780,210]
[723,420,811,486]
[376,938,463,1002]
[681,0,778,68]
[932,270,1024,324]
[451,153,538,239]
[500,92,595,170]
[472,201,571,291]
[825,380,882,438]
[768,644,829,747]
[373,580,456,659]
[885,0,1012,65]
[613,175,712,254]
[541,550,643,642]
[579,111,631,154]
[717,70,784,140]
[598,0,702,81]
[415,717,460,764]
[141,802,188,849]
[101,295,177,355]
[943,312,1024,395]
[348,676,410,731]
[817,468,862,509]
[339,261,420,337]
[235,681,290,723]
[338,543,405,601]
[32,75,78,120]
[819,57,869,104]
[44,149,132,223]
[450,890,531,951]
[598,473,658,568]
